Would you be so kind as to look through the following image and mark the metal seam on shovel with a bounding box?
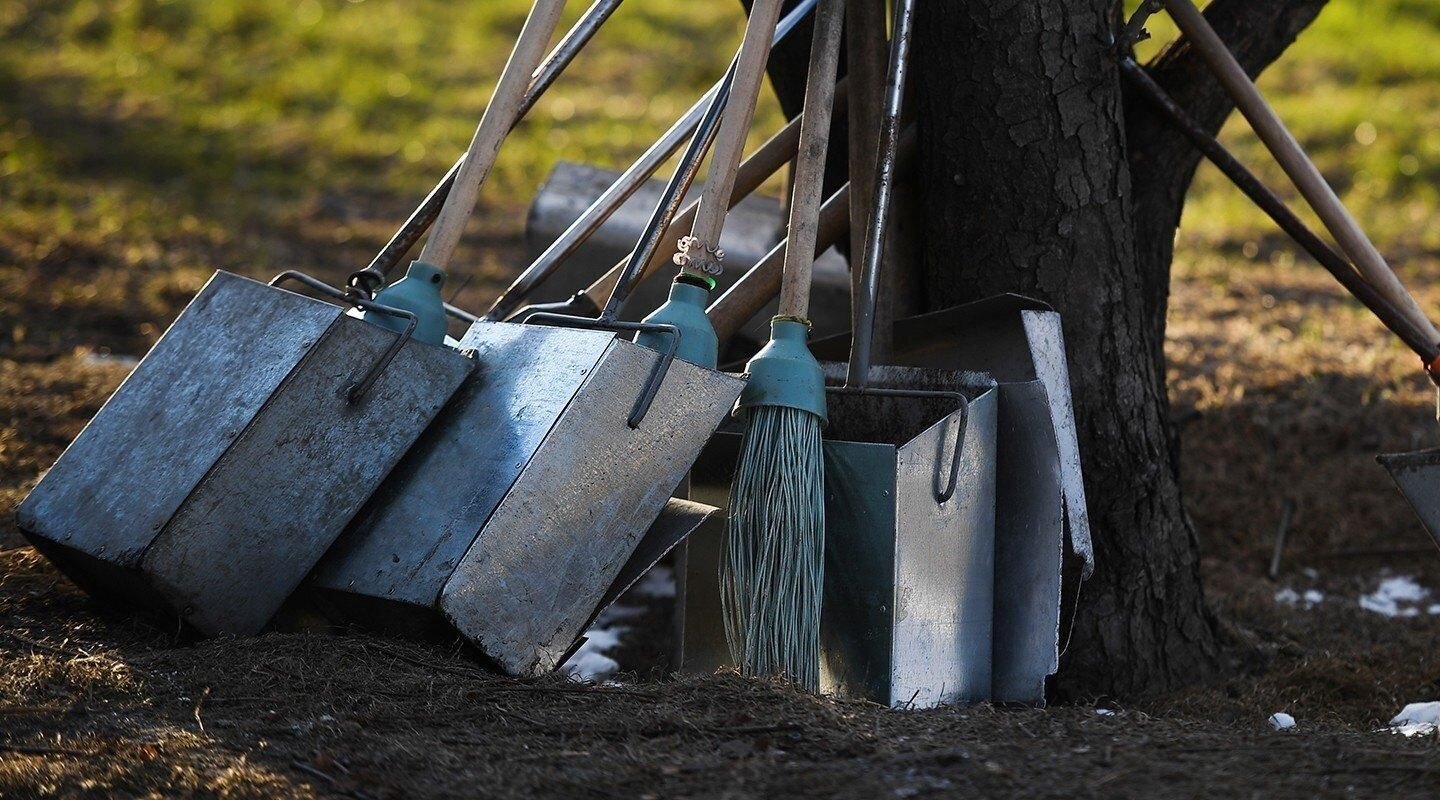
[269,271,421,404]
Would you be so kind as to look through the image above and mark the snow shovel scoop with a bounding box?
[311,22,752,676]
[12,0,597,636]
[13,235,474,641]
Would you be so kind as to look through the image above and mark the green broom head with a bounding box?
[721,316,827,692]
[365,260,448,346]
[635,274,718,368]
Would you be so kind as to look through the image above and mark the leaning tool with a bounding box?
[311,29,751,676]
[718,0,845,692]
[14,0,582,636]
[1161,0,1439,345]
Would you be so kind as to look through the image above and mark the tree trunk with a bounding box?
[911,0,1218,699]
[752,0,1328,698]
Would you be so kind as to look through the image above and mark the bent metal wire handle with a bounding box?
[269,270,422,404]
[348,0,627,298]
[1118,58,1440,370]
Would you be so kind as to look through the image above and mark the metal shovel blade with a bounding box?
[311,319,744,675]
[16,271,475,636]
[439,337,744,676]
[1378,450,1440,551]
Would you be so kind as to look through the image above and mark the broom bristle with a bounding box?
[720,404,825,691]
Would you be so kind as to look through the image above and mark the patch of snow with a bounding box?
[81,351,139,368]
[1387,702,1440,737]
[1359,576,1431,618]
[561,598,639,682]
[1274,588,1324,608]
[1268,712,1296,731]
[1095,709,1116,717]
[631,565,676,598]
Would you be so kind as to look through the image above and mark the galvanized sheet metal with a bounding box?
[1378,449,1440,551]
[989,380,1064,704]
[140,310,475,636]
[16,272,337,568]
[312,322,617,610]
[891,386,996,706]
[684,378,998,709]
[441,339,745,676]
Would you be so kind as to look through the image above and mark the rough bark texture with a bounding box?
[910,0,1215,699]
[907,0,1329,698]
[753,0,1328,698]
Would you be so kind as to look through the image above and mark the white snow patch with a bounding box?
[1359,576,1431,617]
[562,601,636,682]
[1269,712,1296,731]
[1095,709,1116,717]
[1388,702,1440,737]
[1274,588,1324,608]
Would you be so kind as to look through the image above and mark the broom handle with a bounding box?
[1165,0,1439,344]
[678,0,788,279]
[846,0,913,389]
[419,0,569,269]
[709,184,851,341]
[778,0,846,320]
[584,92,837,307]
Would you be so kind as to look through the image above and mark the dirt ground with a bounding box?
[5,248,1440,798]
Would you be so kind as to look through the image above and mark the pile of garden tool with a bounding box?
[102,0,1440,709]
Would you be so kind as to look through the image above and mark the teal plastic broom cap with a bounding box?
[635,277,717,369]
[737,317,827,423]
[364,260,448,346]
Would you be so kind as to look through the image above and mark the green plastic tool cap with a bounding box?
[736,317,827,423]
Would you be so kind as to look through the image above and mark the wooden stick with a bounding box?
[779,0,847,319]
[583,83,849,306]
[419,0,569,268]
[585,110,804,304]
[845,0,886,290]
[679,0,787,275]
[709,184,851,341]
[1165,0,1439,344]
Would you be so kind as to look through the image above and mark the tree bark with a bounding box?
[752,0,1329,698]
[911,0,1218,699]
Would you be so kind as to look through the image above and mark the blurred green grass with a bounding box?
[0,0,1437,357]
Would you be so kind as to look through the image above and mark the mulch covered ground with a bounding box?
[4,284,1440,796]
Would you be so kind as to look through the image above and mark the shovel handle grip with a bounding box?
[420,0,569,269]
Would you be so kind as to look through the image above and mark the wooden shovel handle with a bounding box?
[1165,0,1439,344]
[582,82,849,306]
[683,0,788,262]
[419,0,569,269]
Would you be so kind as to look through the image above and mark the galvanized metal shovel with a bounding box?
[312,36,746,676]
[16,270,475,636]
